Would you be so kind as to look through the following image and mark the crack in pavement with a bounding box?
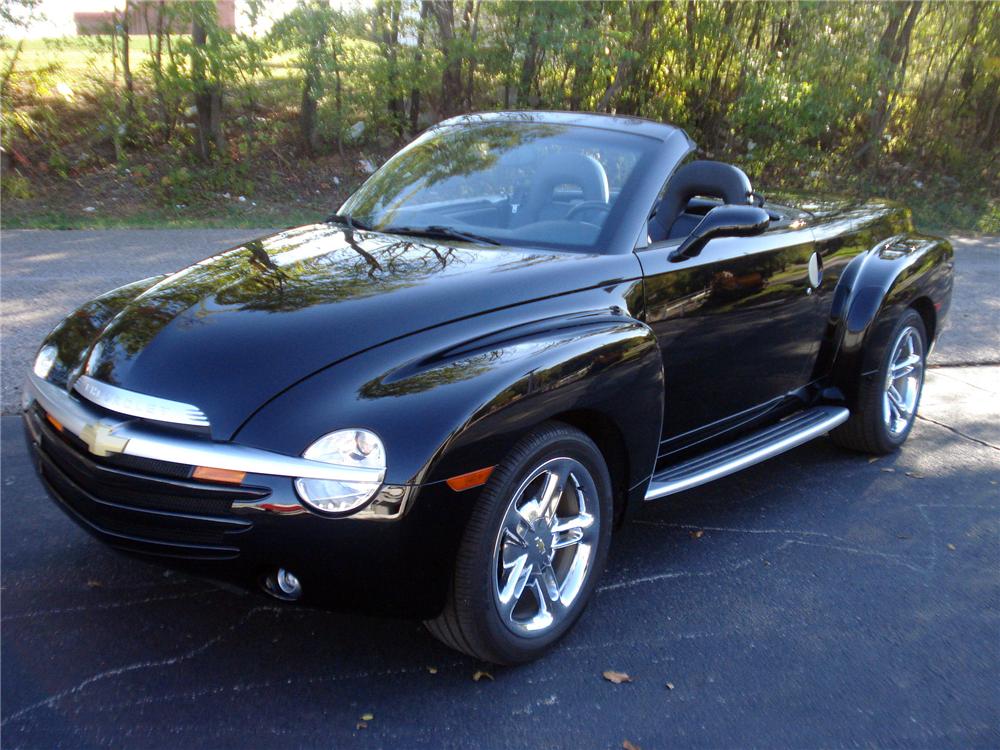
[1,588,217,622]
[0,606,283,727]
[928,361,1000,369]
[915,414,1000,452]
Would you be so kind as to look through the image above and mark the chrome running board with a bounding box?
[644,406,850,501]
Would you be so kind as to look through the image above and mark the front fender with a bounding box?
[36,275,168,390]
[826,234,953,406]
[234,281,661,502]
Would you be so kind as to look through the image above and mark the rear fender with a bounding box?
[825,234,953,408]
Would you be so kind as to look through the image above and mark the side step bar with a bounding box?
[644,406,850,501]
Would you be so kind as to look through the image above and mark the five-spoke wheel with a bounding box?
[426,423,612,664]
[832,307,928,454]
[493,457,599,637]
[883,324,924,438]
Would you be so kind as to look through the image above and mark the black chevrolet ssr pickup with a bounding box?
[24,111,953,663]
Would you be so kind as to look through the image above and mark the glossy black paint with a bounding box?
[670,204,771,261]
[639,217,824,455]
[24,112,953,617]
[59,225,646,440]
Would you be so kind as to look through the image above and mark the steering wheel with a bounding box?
[566,200,611,222]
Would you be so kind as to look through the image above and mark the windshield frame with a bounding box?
[339,117,694,256]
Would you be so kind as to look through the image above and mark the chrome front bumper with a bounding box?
[22,373,385,485]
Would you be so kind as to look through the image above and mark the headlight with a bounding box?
[33,345,58,380]
[294,429,386,515]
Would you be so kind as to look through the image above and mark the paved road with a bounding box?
[1,230,998,748]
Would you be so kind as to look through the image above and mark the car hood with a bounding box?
[78,223,638,439]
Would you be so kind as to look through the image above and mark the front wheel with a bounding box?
[426,423,613,664]
[831,308,927,454]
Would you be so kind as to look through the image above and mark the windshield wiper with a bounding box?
[382,224,501,246]
[326,213,373,231]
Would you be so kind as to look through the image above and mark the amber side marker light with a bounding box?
[45,413,64,432]
[446,466,495,492]
[193,466,247,485]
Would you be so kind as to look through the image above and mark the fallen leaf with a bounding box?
[905,472,924,479]
[623,741,641,750]
[665,682,675,690]
[85,580,102,588]
[356,722,368,730]
[689,530,704,539]
[361,713,374,721]
[868,457,880,464]
[427,666,438,674]
[603,670,632,684]
[990,480,998,486]
[947,543,956,551]
[473,670,494,682]
[880,467,896,473]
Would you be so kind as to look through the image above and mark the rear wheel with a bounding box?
[831,308,927,454]
[426,423,612,664]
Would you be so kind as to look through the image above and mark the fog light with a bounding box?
[263,567,302,601]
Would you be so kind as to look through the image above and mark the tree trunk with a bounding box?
[410,1,429,135]
[150,1,171,142]
[860,1,923,166]
[429,0,463,118]
[504,3,523,107]
[597,1,662,113]
[517,7,542,106]
[1,38,24,101]
[333,43,344,156]
[120,1,135,129]
[568,3,599,110]
[300,71,318,155]
[379,1,405,136]
[191,5,225,161]
[463,0,481,111]
[685,0,697,75]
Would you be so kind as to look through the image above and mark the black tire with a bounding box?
[425,422,613,664]
[831,308,927,454]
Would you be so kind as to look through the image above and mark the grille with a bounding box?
[26,408,268,558]
[32,403,194,480]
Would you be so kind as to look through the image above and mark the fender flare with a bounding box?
[823,234,953,407]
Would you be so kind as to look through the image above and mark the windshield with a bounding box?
[339,121,660,253]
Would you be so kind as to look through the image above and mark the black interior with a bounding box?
[648,160,755,243]
[379,156,786,251]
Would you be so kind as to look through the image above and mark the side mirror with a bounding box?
[669,205,771,262]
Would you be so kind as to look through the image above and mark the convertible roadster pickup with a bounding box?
[23,111,953,663]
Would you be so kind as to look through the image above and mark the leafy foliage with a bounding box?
[2,0,997,231]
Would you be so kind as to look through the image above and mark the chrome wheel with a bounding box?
[883,324,924,438]
[491,457,600,638]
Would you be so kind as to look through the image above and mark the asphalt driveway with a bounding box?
[1,229,998,748]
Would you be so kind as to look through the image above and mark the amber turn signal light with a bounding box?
[446,466,495,492]
[193,466,247,485]
[45,413,64,432]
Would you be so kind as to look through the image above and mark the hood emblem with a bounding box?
[79,422,129,457]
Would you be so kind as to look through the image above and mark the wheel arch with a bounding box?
[415,312,664,502]
[548,408,630,526]
[825,234,952,410]
[910,295,937,345]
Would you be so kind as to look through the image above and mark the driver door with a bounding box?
[636,222,824,459]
